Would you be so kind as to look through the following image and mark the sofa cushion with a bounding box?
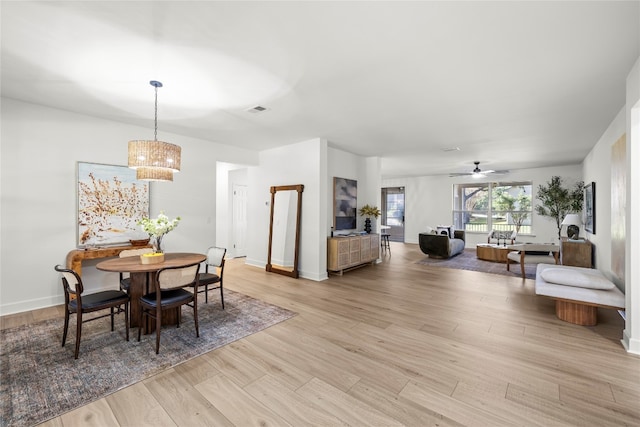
[535,264,624,308]
[539,267,615,290]
[437,225,454,238]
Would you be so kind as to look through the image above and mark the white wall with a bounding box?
[326,148,383,235]
[215,162,250,258]
[582,107,626,286]
[245,138,327,280]
[242,141,381,281]
[0,98,257,315]
[623,56,640,354]
[383,164,583,247]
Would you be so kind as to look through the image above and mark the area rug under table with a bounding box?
[0,290,296,427]
[416,248,538,279]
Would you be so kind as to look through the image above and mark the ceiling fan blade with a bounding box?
[449,162,510,177]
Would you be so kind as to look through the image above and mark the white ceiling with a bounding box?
[2,1,639,178]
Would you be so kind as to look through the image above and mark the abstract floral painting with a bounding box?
[77,162,150,247]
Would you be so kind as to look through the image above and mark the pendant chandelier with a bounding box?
[128,80,181,181]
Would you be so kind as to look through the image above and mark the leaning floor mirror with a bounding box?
[266,184,304,278]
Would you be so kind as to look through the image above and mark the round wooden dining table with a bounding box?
[97,252,206,332]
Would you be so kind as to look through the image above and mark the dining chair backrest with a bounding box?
[156,264,200,290]
[206,246,226,269]
[55,265,83,295]
[119,248,154,258]
[488,229,517,244]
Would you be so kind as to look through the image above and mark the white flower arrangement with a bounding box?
[138,211,180,253]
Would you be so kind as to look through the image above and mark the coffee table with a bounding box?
[476,244,512,263]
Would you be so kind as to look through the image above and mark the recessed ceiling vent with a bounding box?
[441,147,460,152]
[247,105,268,113]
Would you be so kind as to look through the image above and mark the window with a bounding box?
[453,182,533,234]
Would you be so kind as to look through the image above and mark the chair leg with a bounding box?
[205,284,209,303]
[155,305,162,354]
[520,263,525,278]
[62,308,70,347]
[220,285,224,310]
[506,258,511,271]
[194,297,199,338]
[74,311,82,359]
[110,306,115,331]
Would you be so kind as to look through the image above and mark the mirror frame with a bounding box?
[266,184,304,278]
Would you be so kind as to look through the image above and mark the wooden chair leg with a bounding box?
[205,284,208,303]
[520,263,525,278]
[62,309,70,347]
[194,298,199,338]
[220,285,224,310]
[155,305,162,354]
[110,306,115,331]
[506,258,511,271]
[74,311,82,360]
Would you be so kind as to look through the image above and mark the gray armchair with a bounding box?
[418,230,466,259]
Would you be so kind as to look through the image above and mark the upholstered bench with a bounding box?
[535,264,625,326]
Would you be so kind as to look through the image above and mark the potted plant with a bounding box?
[535,176,583,241]
[358,204,381,234]
[137,211,181,254]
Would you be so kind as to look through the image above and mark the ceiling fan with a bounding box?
[449,161,510,178]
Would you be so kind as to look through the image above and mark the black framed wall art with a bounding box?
[333,177,357,231]
[584,181,595,234]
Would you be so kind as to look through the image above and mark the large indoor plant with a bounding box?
[535,176,583,241]
[358,204,381,234]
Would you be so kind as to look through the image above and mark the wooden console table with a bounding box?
[561,239,593,268]
[328,234,379,275]
[66,244,152,276]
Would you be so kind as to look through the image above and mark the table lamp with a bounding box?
[561,214,581,240]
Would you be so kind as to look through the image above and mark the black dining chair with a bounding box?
[138,262,200,354]
[54,265,130,359]
[194,246,227,307]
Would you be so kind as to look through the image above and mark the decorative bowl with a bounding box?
[129,239,150,247]
[140,253,164,264]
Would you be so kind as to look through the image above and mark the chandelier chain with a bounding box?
[154,84,158,141]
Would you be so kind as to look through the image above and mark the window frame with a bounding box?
[453,181,533,235]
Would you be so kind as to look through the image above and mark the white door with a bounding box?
[232,184,248,257]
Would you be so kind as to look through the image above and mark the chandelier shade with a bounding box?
[128,140,181,172]
[127,80,181,182]
[136,167,174,182]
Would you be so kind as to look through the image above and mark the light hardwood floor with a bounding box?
[3,242,639,426]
